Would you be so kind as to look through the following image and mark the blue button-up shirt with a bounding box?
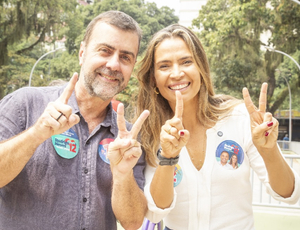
[0,85,145,230]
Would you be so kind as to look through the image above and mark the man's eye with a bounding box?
[121,55,130,62]
[99,48,110,54]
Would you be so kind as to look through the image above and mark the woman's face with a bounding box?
[232,155,237,164]
[154,37,201,108]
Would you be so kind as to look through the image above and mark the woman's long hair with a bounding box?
[135,24,242,166]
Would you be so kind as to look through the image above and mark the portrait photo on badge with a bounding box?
[215,140,244,170]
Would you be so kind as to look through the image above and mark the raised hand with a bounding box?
[160,91,190,158]
[243,83,278,149]
[32,73,80,141]
[107,103,150,174]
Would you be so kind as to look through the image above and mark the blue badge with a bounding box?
[98,138,115,164]
[215,140,244,169]
[52,128,79,159]
[173,164,183,187]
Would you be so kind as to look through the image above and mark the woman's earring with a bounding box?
[154,87,160,95]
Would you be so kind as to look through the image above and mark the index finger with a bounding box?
[130,110,150,139]
[174,91,183,120]
[258,82,268,112]
[116,103,127,134]
[242,87,256,115]
[58,72,78,104]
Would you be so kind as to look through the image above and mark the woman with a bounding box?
[135,24,300,230]
[229,154,239,169]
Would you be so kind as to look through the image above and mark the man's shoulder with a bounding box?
[3,86,63,101]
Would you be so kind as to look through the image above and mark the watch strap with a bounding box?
[157,148,179,166]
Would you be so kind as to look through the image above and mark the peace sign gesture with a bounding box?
[243,83,278,149]
[33,73,80,141]
[160,91,190,158]
[107,104,150,174]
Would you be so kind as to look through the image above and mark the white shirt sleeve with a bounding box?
[247,140,300,204]
[144,164,177,224]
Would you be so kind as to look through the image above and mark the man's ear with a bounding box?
[79,42,85,66]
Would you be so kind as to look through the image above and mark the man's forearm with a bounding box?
[111,170,147,230]
[0,127,44,187]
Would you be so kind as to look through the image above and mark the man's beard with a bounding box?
[83,66,125,101]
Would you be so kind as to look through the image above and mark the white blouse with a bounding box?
[144,104,300,230]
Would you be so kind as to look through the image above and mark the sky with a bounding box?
[145,0,180,15]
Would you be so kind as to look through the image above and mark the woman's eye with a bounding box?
[183,60,192,65]
[159,65,168,69]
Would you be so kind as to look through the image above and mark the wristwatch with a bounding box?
[157,148,179,166]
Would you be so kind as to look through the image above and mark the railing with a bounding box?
[251,153,300,209]
[277,140,300,155]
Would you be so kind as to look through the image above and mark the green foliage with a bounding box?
[0,0,77,98]
[193,0,300,112]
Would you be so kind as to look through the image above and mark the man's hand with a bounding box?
[31,73,80,141]
[107,103,149,175]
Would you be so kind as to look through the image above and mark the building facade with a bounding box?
[178,0,207,28]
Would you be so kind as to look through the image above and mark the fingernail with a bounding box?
[267,121,273,127]
[180,131,185,137]
[265,131,269,136]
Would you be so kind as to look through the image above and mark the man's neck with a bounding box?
[75,83,111,133]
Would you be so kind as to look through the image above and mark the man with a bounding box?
[0,11,148,230]
[283,134,289,150]
[218,151,233,169]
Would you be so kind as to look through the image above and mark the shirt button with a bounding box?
[84,168,88,174]
[83,197,87,202]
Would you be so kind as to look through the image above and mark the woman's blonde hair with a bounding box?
[135,24,241,166]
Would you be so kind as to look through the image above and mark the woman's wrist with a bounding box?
[157,148,179,166]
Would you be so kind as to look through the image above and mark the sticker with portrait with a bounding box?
[215,140,244,170]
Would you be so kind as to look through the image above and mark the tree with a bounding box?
[193,0,300,112]
[0,0,77,98]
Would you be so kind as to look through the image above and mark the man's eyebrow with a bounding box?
[95,43,136,59]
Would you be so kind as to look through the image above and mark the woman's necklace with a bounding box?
[186,126,207,171]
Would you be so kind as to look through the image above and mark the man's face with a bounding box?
[220,151,229,165]
[79,22,139,101]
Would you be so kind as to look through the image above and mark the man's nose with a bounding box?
[106,53,121,72]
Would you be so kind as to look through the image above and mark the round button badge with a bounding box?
[52,128,79,159]
[215,140,244,170]
[173,164,183,187]
[98,138,115,164]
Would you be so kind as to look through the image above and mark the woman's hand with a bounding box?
[160,91,190,158]
[243,83,279,150]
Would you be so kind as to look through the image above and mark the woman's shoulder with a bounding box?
[232,103,248,116]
